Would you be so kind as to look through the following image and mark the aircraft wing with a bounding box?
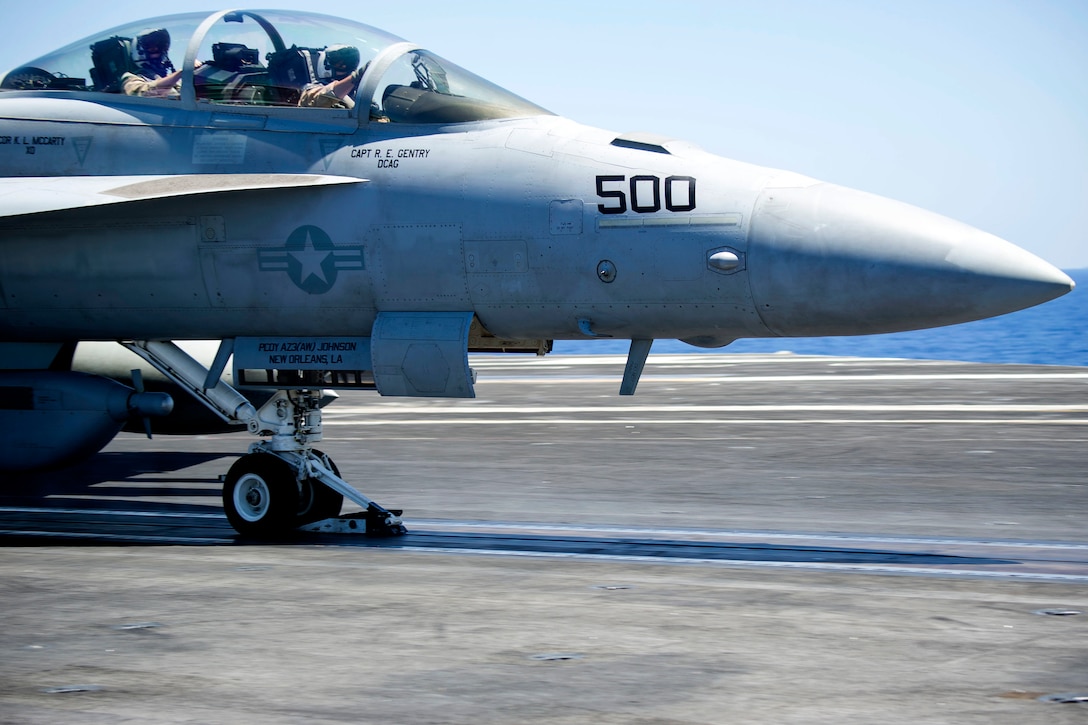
[0,174,366,219]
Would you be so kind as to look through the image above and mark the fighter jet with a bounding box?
[0,10,1073,537]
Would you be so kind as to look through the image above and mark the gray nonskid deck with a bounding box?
[2,354,1086,724]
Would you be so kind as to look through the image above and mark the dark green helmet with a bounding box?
[136,28,171,56]
[324,45,360,80]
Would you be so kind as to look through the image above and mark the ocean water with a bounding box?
[553,269,1088,367]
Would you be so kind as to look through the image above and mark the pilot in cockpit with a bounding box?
[122,28,200,98]
[298,44,363,108]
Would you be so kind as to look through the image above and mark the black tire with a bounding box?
[296,449,345,525]
[223,453,300,537]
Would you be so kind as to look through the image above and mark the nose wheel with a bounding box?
[223,450,385,537]
[223,453,300,536]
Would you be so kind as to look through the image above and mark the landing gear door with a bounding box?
[371,312,476,398]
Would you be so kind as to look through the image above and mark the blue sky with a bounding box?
[3,1,1085,268]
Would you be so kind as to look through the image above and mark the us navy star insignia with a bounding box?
[258,225,365,294]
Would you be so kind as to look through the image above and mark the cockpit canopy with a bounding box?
[0,9,552,124]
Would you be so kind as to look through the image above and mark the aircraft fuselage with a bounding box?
[0,99,776,346]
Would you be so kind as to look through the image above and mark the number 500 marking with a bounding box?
[595,174,696,215]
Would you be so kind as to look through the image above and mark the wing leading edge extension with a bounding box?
[0,174,366,219]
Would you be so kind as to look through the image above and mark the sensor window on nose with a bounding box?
[708,249,743,274]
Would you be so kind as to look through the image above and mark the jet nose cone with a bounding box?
[748,182,1074,337]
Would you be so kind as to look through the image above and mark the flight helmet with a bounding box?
[134,28,175,78]
[324,44,360,80]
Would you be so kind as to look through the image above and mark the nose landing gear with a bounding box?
[121,340,405,539]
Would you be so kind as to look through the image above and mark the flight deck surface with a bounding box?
[1,354,1086,723]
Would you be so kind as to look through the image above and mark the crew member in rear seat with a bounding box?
[298,44,362,108]
[122,28,200,98]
